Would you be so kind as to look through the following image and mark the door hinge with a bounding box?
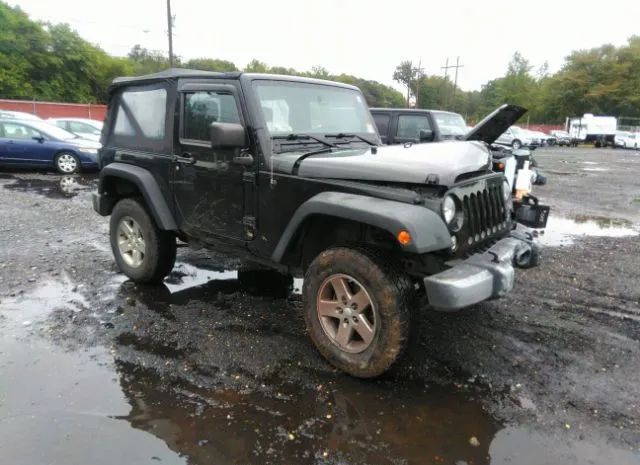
[243,216,256,240]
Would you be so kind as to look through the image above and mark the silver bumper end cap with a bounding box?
[424,234,538,311]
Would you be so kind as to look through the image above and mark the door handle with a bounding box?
[175,152,196,164]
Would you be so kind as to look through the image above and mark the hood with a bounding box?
[464,104,527,144]
[68,138,102,149]
[271,141,491,187]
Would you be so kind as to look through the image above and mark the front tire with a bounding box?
[109,198,176,283]
[303,247,413,378]
[55,152,80,174]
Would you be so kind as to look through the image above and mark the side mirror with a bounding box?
[32,136,45,143]
[210,122,246,149]
[419,129,434,142]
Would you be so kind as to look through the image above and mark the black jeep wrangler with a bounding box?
[93,69,542,378]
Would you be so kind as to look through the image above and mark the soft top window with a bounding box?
[110,84,169,152]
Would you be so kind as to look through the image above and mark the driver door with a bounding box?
[171,83,250,241]
[0,122,49,165]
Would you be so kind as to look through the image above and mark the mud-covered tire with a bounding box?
[303,247,413,378]
[109,197,176,283]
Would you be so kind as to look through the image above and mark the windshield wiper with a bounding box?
[325,133,377,146]
[291,147,334,175]
[272,133,337,148]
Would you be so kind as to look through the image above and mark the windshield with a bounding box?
[254,81,377,137]
[432,111,467,136]
[27,121,78,140]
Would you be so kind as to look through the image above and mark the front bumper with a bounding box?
[424,229,540,311]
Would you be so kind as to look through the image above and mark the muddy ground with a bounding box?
[0,147,639,465]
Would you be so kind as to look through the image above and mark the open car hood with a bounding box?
[464,104,527,144]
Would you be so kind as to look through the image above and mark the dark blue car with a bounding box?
[0,119,100,173]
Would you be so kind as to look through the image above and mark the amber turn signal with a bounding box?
[497,162,505,170]
[397,230,411,245]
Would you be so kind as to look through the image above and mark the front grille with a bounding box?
[461,184,507,244]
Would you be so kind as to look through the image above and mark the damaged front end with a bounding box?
[424,226,541,311]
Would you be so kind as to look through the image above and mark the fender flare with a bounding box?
[271,191,452,262]
[97,162,177,230]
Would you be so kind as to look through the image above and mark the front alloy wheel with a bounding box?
[303,247,413,378]
[317,274,377,354]
[56,152,79,174]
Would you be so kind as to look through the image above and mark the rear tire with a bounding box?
[303,247,413,378]
[109,198,176,283]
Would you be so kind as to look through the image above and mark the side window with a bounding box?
[372,113,390,136]
[70,121,100,135]
[182,91,240,142]
[3,122,40,139]
[396,115,431,139]
[54,121,67,130]
[114,88,167,140]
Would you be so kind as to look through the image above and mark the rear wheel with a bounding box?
[303,247,413,378]
[110,198,176,283]
[55,152,80,174]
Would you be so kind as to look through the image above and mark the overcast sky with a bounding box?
[11,0,640,92]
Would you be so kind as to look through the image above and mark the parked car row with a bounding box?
[0,117,102,173]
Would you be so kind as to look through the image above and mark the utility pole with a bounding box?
[441,58,451,108]
[166,0,174,67]
[452,56,464,102]
[441,57,463,109]
[414,60,424,108]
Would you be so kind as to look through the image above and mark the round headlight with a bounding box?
[502,179,511,201]
[442,195,456,224]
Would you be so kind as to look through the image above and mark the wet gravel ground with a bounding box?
[1,147,639,465]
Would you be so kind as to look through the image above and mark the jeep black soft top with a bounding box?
[93,69,542,377]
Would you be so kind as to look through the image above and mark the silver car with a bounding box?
[48,118,103,142]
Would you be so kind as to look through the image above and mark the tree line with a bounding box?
[1,2,639,123]
[394,37,640,123]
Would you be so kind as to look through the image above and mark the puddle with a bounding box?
[539,215,639,246]
[2,174,97,199]
[0,339,186,465]
[2,274,638,465]
[164,262,238,293]
[0,278,186,464]
[0,274,88,329]
[117,365,501,465]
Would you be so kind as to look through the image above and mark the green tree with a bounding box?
[184,57,238,72]
[307,65,331,79]
[127,44,171,75]
[392,60,418,107]
[244,59,269,73]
